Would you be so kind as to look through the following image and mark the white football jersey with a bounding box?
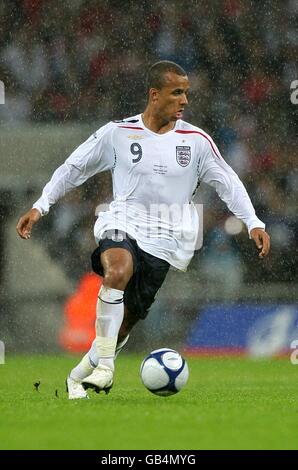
[33,114,265,271]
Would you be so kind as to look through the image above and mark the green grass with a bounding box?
[0,354,297,450]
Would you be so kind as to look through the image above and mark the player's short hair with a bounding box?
[147,61,187,90]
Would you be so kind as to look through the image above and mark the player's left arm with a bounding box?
[198,137,270,258]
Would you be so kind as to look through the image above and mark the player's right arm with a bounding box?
[16,122,115,240]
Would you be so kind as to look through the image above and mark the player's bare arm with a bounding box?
[250,228,270,258]
[16,208,41,240]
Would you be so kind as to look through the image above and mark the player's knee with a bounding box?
[104,267,132,290]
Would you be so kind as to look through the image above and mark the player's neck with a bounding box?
[141,110,175,134]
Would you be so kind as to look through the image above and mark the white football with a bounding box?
[140,348,189,396]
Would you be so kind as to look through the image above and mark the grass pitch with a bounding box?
[0,354,297,450]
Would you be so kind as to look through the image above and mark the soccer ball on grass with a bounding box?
[140,348,189,396]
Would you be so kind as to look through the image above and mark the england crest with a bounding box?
[176,146,191,167]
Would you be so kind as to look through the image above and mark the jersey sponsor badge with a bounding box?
[176,146,191,167]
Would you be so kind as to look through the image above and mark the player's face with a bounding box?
[154,72,190,122]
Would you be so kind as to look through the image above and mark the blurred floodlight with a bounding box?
[224,216,244,235]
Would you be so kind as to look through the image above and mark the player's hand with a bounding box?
[250,228,270,258]
[16,208,41,240]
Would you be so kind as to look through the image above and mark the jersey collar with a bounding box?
[139,114,179,137]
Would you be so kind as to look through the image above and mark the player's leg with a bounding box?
[117,303,140,345]
[67,305,138,399]
[85,304,139,365]
[112,304,139,361]
[67,247,168,398]
[93,246,170,362]
[95,247,134,369]
[82,247,134,393]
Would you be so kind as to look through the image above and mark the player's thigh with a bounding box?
[101,247,134,288]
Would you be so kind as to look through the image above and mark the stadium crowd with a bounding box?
[1,0,297,287]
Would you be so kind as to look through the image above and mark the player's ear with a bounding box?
[149,88,159,103]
